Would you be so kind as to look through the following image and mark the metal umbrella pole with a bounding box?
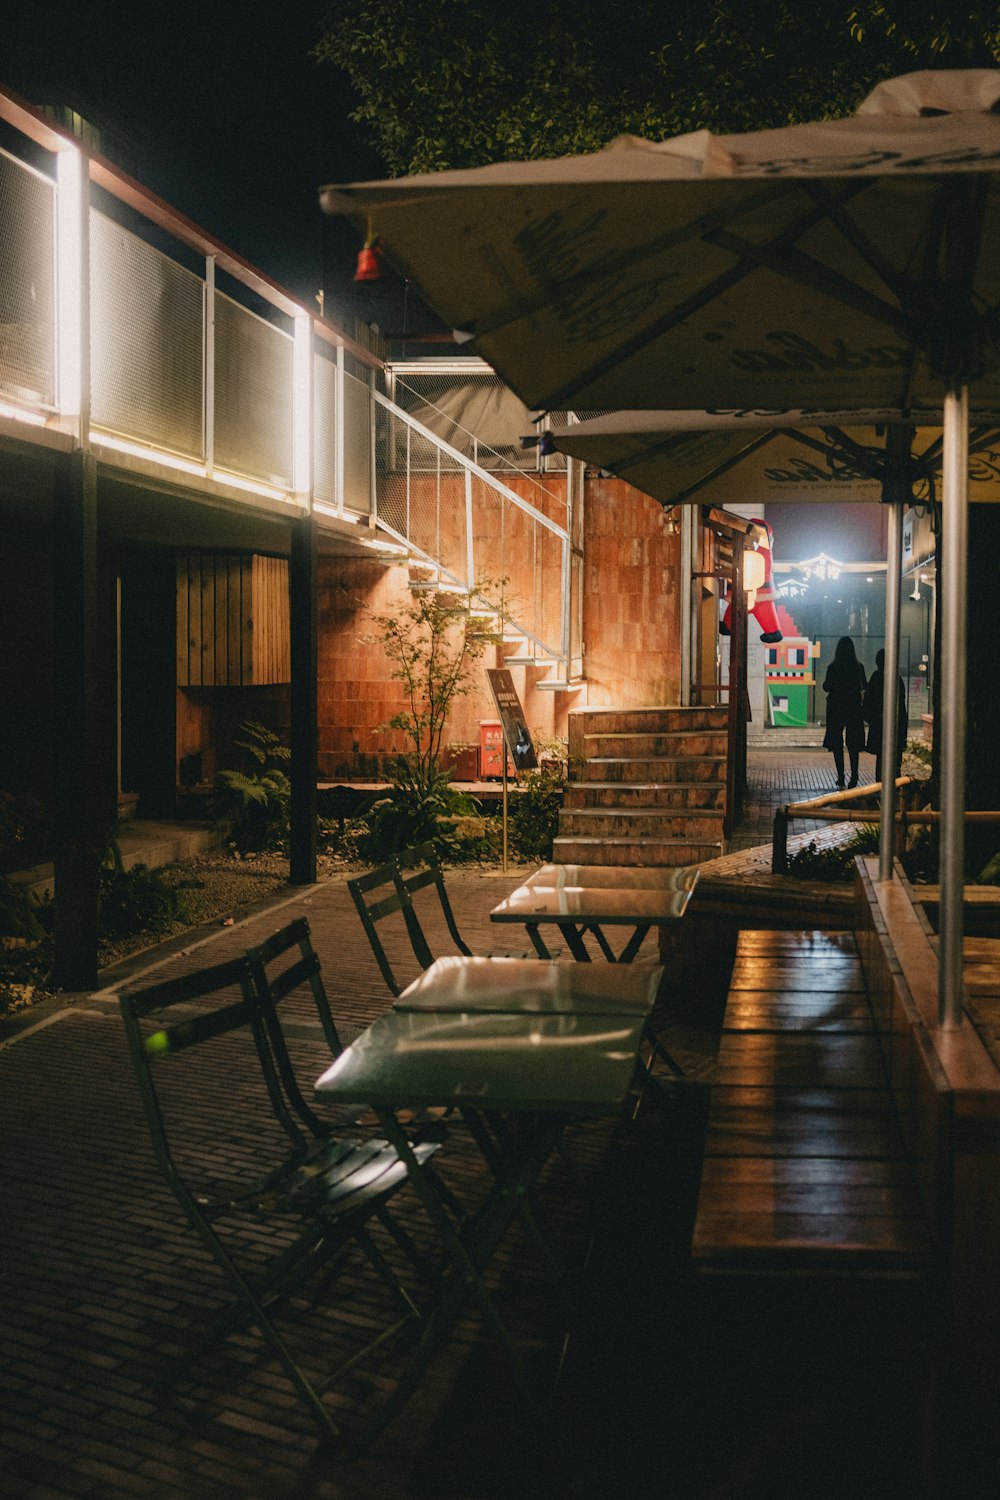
[938,385,969,1028]
[878,501,904,881]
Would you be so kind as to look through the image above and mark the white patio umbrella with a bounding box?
[547,408,1000,509]
[321,69,1000,1025]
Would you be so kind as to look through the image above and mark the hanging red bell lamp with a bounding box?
[354,217,382,282]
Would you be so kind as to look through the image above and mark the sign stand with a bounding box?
[501,757,508,873]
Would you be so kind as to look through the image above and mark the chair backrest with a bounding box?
[118,953,311,1212]
[395,842,473,959]
[346,860,429,997]
[244,916,342,1140]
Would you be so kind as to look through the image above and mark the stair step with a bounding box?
[552,834,725,867]
[585,731,729,759]
[536,678,585,693]
[579,756,727,785]
[562,781,726,810]
[570,706,729,736]
[558,807,726,839]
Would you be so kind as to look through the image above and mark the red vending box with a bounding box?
[479,720,513,779]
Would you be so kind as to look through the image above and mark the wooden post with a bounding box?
[772,808,789,874]
[289,514,317,885]
[52,450,117,991]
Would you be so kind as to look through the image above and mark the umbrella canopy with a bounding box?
[321,70,1000,416]
[548,410,1000,508]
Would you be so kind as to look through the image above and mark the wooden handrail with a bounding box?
[772,783,1000,872]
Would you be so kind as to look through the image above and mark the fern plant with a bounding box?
[211,721,291,854]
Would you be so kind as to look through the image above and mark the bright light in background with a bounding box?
[292,312,312,497]
[55,144,83,422]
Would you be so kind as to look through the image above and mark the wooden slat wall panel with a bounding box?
[176,553,289,686]
[175,556,190,686]
[227,555,242,685]
[199,555,214,687]
[240,554,254,682]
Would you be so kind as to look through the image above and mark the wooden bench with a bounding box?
[692,925,949,1278]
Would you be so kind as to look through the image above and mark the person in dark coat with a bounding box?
[863,648,907,785]
[822,636,867,789]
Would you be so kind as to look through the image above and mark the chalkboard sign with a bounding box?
[486,668,537,772]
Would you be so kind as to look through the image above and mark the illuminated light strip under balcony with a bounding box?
[90,432,208,478]
[90,433,304,505]
[0,401,49,428]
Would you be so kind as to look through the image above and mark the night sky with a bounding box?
[3,1,409,333]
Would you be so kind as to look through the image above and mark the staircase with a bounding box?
[555,705,729,866]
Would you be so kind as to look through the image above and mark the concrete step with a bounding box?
[552,833,725,867]
[9,820,220,904]
[578,755,727,785]
[570,705,728,736]
[584,730,729,759]
[562,781,727,811]
[557,806,727,840]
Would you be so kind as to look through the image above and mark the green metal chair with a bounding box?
[348,843,536,1000]
[117,951,439,1445]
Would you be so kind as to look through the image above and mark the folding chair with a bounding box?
[245,913,454,1172]
[117,952,440,1445]
[346,859,420,998]
[347,843,539,1001]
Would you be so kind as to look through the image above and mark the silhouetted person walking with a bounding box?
[823,636,867,789]
[863,648,907,785]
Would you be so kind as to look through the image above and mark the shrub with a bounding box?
[0,792,50,874]
[356,758,479,863]
[98,844,188,940]
[508,762,564,862]
[211,721,291,854]
[785,825,879,882]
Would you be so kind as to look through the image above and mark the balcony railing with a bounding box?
[0,85,578,680]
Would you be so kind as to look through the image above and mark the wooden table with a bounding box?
[490,865,700,962]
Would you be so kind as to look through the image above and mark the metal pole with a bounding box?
[501,757,509,874]
[680,505,693,706]
[938,385,969,1028]
[878,502,903,880]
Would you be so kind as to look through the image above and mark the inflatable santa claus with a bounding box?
[720,518,783,643]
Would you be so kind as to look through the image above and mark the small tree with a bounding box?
[368,581,504,781]
[358,579,504,859]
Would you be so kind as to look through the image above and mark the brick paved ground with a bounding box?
[0,753,940,1500]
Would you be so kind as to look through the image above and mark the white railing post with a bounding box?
[335,346,345,515]
[292,311,313,506]
[204,255,215,474]
[464,466,474,590]
[55,141,88,445]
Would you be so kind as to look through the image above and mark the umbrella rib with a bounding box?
[662,432,787,507]
[781,426,884,481]
[535,260,760,412]
[615,428,780,490]
[703,227,911,338]
[460,180,801,345]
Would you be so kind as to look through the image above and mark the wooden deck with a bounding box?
[693,929,932,1274]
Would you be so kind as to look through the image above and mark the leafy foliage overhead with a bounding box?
[315,1,1000,175]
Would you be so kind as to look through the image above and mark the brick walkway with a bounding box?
[0,752,935,1500]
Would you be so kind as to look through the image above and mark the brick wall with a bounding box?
[582,475,681,707]
[314,474,681,780]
